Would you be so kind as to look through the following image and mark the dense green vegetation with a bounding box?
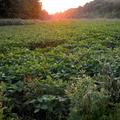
[52,0,120,19]
[0,0,42,19]
[0,20,120,119]
[0,19,38,26]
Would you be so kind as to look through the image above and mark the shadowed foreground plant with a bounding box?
[66,63,120,120]
[1,77,69,120]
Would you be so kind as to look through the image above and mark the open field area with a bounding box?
[0,20,120,120]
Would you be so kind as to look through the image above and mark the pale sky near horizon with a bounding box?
[41,0,94,14]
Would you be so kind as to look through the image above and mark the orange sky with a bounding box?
[41,0,93,14]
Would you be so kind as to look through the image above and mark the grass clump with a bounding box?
[0,19,36,26]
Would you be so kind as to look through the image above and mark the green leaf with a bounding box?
[58,96,66,102]
[34,109,40,113]
[41,105,48,110]
[37,97,43,102]
[49,95,56,101]
[42,95,49,101]
[29,99,36,103]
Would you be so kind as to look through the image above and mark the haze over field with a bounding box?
[41,0,93,14]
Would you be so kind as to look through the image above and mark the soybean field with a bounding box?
[0,20,120,120]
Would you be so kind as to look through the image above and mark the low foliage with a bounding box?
[66,64,120,120]
[1,78,69,120]
[0,19,36,26]
[0,20,120,119]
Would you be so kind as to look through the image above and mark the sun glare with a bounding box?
[41,0,93,14]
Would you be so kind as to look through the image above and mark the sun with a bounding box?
[41,0,93,14]
[41,0,70,14]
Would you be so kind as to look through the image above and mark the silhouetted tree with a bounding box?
[0,0,42,19]
[40,10,51,20]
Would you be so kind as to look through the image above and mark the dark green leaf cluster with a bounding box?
[1,79,69,120]
[66,63,120,120]
[0,0,42,19]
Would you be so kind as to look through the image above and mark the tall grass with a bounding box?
[0,19,36,26]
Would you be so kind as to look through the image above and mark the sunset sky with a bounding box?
[41,0,94,14]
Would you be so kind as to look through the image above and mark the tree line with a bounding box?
[0,0,43,19]
[0,0,120,19]
[52,0,120,19]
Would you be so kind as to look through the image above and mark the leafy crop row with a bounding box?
[0,20,120,119]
